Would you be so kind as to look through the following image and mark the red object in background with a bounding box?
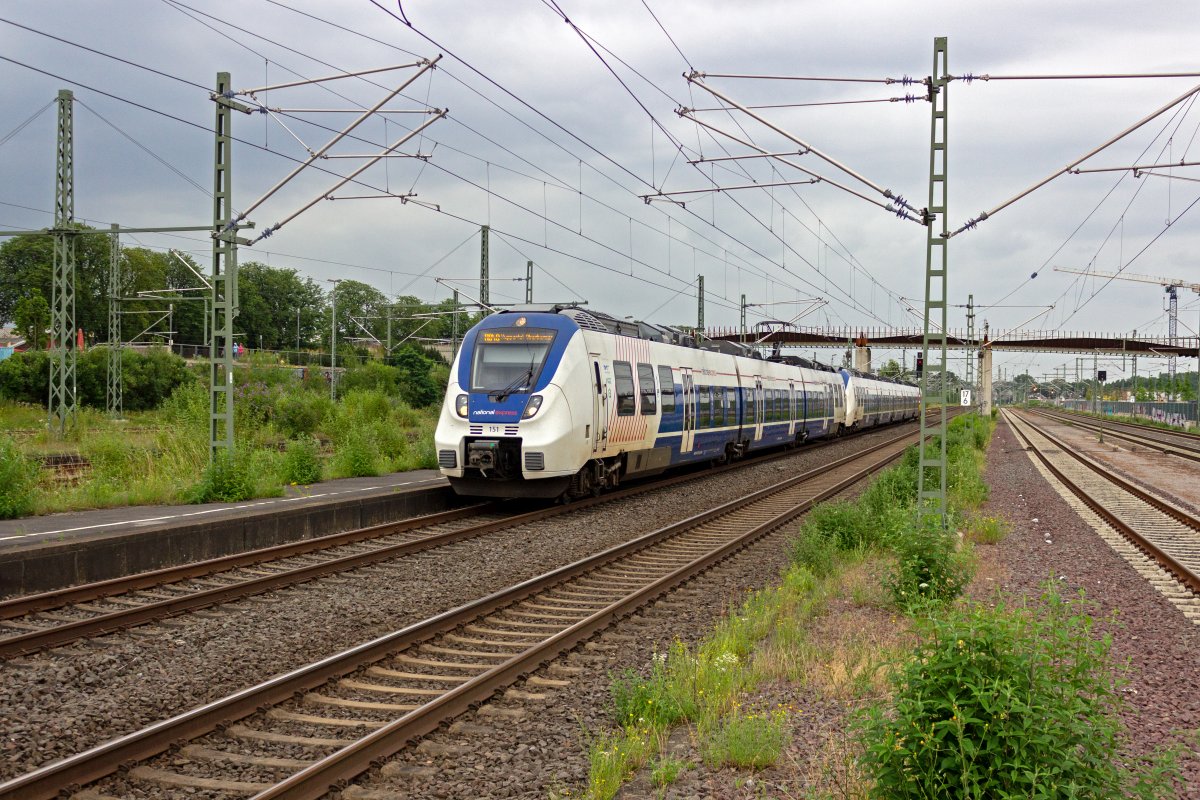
[76,329,84,350]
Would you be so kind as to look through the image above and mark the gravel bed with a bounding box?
[973,416,1200,792]
[0,424,914,783]
[338,414,1200,799]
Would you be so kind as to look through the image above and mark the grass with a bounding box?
[0,381,440,516]
[581,413,1008,797]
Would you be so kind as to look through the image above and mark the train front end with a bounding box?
[434,310,589,498]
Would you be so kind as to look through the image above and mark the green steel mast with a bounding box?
[917,37,950,525]
[48,89,77,435]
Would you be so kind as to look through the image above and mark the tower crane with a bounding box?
[1054,267,1200,399]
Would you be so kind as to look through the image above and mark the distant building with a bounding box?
[0,327,28,362]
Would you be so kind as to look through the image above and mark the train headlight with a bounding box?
[522,395,543,419]
[455,394,469,418]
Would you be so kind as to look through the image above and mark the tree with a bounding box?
[236,262,324,351]
[878,358,902,378]
[12,293,49,350]
[0,228,113,341]
[324,279,389,353]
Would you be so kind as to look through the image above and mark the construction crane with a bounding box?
[1054,267,1200,399]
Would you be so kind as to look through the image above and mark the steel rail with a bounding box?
[1005,410,1200,593]
[0,417,935,658]
[1032,407,1200,457]
[0,426,921,800]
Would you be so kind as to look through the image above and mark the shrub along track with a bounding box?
[0,416,942,660]
[1006,409,1200,605]
[0,426,925,800]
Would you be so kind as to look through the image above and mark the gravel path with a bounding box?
[0,425,913,783]
[339,414,1200,799]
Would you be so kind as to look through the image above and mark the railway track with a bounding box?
[0,416,943,659]
[0,420,922,800]
[1005,409,1200,596]
[1030,407,1200,463]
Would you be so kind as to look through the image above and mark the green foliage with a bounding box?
[885,523,972,609]
[13,292,49,349]
[965,514,1010,545]
[190,448,255,503]
[611,659,689,730]
[0,350,48,405]
[857,586,1180,799]
[160,380,209,431]
[0,435,39,518]
[701,708,788,769]
[281,436,323,485]
[585,727,655,800]
[340,361,399,395]
[329,429,381,478]
[275,390,334,438]
[649,756,687,787]
[0,347,196,411]
[236,262,326,351]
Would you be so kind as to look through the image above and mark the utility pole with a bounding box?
[210,72,250,461]
[49,89,77,435]
[526,260,533,304]
[479,224,490,314]
[965,293,975,408]
[917,36,950,527]
[328,279,341,400]
[107,223,122,417]
[697,275,705,333]
[740,294,747,344]
[452,289,460,360]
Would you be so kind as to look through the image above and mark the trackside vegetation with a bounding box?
[581,413,1179,798]
[0,347,445,518]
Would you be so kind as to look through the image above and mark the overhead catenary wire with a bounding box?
[951,80,1200,236]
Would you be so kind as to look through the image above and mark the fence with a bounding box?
[1058,398,1197,427]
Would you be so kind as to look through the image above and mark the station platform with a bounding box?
[0,469,460,598]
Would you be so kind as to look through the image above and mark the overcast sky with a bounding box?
[2,0,1199,381]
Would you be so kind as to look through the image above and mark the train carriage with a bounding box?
[435,305,915,500]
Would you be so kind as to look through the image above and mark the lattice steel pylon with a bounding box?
[965,293,975,403]
[917,37,950,526]
[48,89,77,436]
[107,223,122,417]
[209,73,246,459]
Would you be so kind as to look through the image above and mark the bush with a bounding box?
[0,347,197,411]
[275,390,334,438]
[0,350,48,405]
[885,523,971,609]
[281,436,323,485]
[340,361,399,395]
[329,429,380,478]
[857,586,1179,798]
[190,448,255,503]
[0,435,38,518]
[160,380,209,432]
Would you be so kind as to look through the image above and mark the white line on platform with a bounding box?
[0,478,446,542]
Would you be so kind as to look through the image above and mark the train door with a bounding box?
[754,379,764,442]
[787,382,797,438]
[591,359,609,454]
[681,368,695,453]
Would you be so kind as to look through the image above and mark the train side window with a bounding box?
[714,387,725,426]
[637,363,656,415]
[658,365,675,412]
[614,361,635,416]
[698,385,711,427]
[728,388,737,422]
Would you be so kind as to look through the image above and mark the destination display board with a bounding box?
[480,329,555,345]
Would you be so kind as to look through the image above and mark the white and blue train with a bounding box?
[435,305,920,499]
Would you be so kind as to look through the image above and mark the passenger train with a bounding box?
[434,305,920,499]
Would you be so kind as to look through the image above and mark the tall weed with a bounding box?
[857,585,1180,798]
[0,435,38,518]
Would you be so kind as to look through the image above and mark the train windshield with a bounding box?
[470,327,557,394]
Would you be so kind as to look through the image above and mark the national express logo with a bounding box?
[472,409,519,417]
